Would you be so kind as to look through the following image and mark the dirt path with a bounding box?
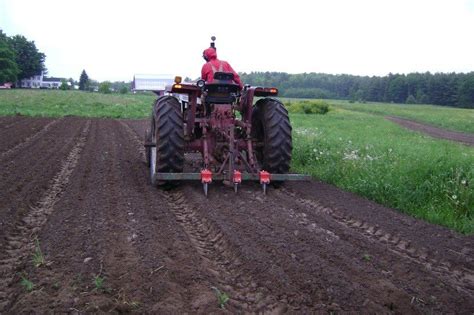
[0,117,472,313]
[386,116,474,146]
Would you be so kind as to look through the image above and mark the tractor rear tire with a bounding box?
[251,98,292,176]
[150,96,184,186]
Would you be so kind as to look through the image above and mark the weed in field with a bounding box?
[362,254,372,262]
[20,274,34,292]
[52,282,60,290]
[443,167,473,219]
[93,275,105,291]
[32,238,45,268]
[211,286,230,309]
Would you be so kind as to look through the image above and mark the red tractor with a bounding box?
[145,44,308,195]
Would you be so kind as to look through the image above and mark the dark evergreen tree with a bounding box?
[79,70,89,91]
[458,73,474,108]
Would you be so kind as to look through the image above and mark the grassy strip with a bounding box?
[0,89,155,119]
[326,100,474,134]
[291,108,474,234]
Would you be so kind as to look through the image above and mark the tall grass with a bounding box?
[291,108,474,234]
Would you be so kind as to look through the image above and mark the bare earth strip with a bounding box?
[0,118,63,160]
[0,117,472,313]
[386,116,474,146]
[0,120,91,311]
[0,116,28,131]
[0,117,56,154]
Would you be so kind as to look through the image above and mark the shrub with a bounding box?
[119,86,129,94]
[406,94,416,104]
[99,81,111,94]
[59,79,69,90]
[286,100,330,115]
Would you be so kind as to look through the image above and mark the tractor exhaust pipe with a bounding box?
[210,36,216,50]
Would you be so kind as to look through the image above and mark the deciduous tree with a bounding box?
[0,30,19,84]
[8,35,46,80]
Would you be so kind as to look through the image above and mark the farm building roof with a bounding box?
[133,74,175,91]
[43,77,64,82]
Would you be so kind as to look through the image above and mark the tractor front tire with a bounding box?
[150,96,184,186]
[251,98,292,176]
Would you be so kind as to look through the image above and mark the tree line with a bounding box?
[0,29,46,85]
[240,72,474,108]
[78,69,130,94]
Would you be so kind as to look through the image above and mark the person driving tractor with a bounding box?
[201,46,243,90]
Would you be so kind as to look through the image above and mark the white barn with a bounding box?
[132,74,174,92]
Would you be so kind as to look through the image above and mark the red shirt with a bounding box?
[201,48,243,89]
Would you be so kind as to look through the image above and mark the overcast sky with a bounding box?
[1,0,473,82]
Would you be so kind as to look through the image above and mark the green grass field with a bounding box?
[1,90,473,233]
[291,108,473,234]
[0,89,155,118]
[327,100,474,134]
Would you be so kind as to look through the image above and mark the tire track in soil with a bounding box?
[121,119,473,312]
[121,119,286,312]
[160,189,285,313]
[119,120,146,161]
[200,186,402,312]
[0,118,63,161]
[0,120,91,311]
[189,183,473,313]
[122,119,434,312]
[278,187,474,296]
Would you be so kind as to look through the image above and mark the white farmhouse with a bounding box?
[20,73,43,88]
[20,72,66,89]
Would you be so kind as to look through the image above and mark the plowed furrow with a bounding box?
[279,187,474,295]
[0,118,86,247]
[0,118,54,155]
[0,120,90,311]
[119,120,146,162]
[0,116,26,130]
[0,118,62,161]
[161,188,284,313]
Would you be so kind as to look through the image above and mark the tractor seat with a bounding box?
[204,82,240,104]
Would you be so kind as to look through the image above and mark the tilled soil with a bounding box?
[386,116,474,146]
[0,116,473,313]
